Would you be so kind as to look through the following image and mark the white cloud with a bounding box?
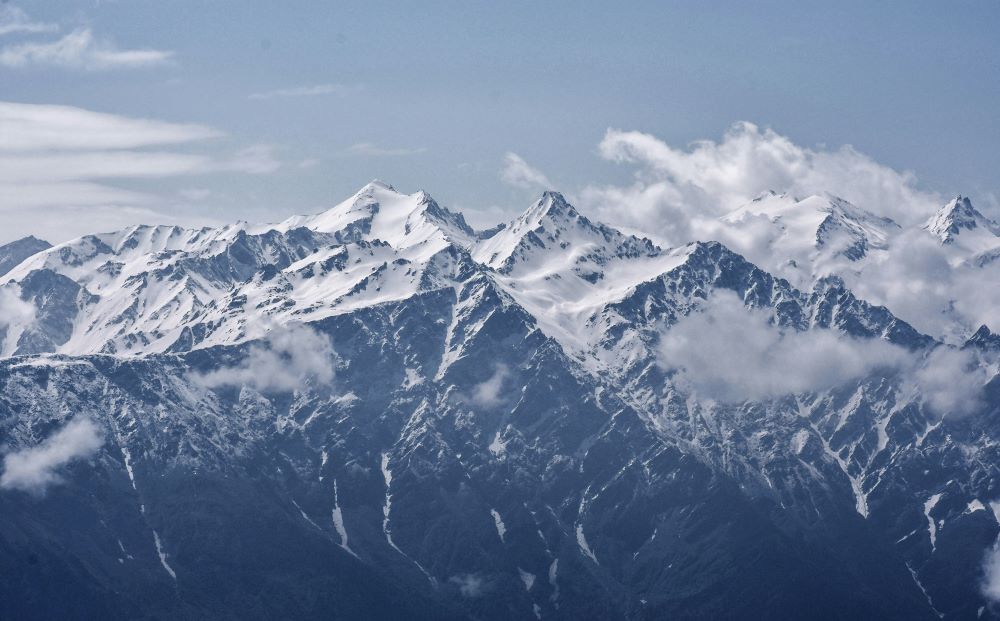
[0,5,58,36]
[0,285,34,329]
[178,188,212,202]
[581,122,941,250]
[602,122,939,223]
[500,152,552,191]
[0,28,173,70]
[658,290,991,413]
[248,83,355,100]
[836,224,1000,341]
[0,102,219,152]
[0,101,280,243]
[225,144,281,174]
[469,364,510,408]
[571,122,1000,343]
[1,418,103,494]
[984,520,1000,602]
[659,291,910,402]
[0,151,214,182]
[0,203,214,247]
[909,347,988,417]
[194,324,335,393]
[449,573,486,598]
[344,142,427,157]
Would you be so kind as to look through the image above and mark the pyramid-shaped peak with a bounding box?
[517,190,578,226]
[925,195,1000,243]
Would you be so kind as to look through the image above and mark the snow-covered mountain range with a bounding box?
[1,181,999,620]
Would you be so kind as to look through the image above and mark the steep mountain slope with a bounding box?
[0,182,474,357]
[0,236,51,278]
[1,182,998,620]
[925,195,1000,259]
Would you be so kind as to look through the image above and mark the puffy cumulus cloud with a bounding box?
[194,324,335,393]
[580,122,941,248]
[572,123,1000,344]
[500,152,552,191]
[1,418,104,494]
[658,290,910,402]
[0,28,173,70]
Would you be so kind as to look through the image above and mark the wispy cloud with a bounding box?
[0,101,280,243]
[467,364,510,408]
[0,102,219,151]
[345,142,427,157]
[178,188,212,202]
[0,5,58,36]
[248,83,356,100]
[449,573,487,598]
[500,152,552,191]
[0,418,104,494]
[0,28,173,70]
[225,144,281,174]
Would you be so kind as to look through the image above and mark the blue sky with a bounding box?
[1,0,999,242]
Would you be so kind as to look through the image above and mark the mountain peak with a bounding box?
[925,195,1000,243]
[518,190,577,225]
[751,189,781,202]
[471,191,588,269]
[721,193,898,273]
[273,182,474,258]
[0,235,53,278]
[359,178,396,193]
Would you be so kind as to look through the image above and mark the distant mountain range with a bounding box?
[1,181,998,620]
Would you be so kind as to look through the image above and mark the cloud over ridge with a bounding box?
[1,417,104,493]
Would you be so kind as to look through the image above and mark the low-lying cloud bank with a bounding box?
[1,417,104,493]
[193,323,335,392]
[658,290,989,413]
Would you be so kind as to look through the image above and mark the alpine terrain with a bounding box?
[2,181,999,620]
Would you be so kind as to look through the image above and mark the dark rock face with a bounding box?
[0,258,992,620]
[0,236,51,277]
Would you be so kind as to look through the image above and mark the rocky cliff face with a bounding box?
[1,182,998,620]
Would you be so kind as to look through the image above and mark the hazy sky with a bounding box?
[1,0,998,243]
